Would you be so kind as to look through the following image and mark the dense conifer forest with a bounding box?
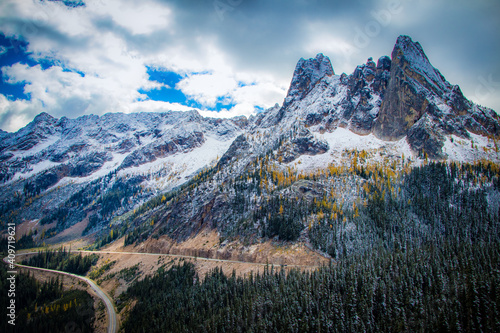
[121,161,500,332]
[21,248,99,275]
[0,264,95,332]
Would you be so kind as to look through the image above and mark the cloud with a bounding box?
[0,94,40,132]
[198,104,256,119]
[177,72,238,107]
[125,100,197,114]
[0,0,499,132]
[231,82,286,109]
[96,0,172,35]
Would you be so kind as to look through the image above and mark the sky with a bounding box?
[0,0,499,132]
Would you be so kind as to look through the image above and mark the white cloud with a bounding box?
[177,72,238,107]
[198,105,254,119]
[93,0,172,35]
[176,72,286,116]
[232,82,286,109]
[2,61,147,115]
[125,100,197,114]
[304,26,360,74]
[0,0,498,131]
[0,95,40,132]
[196,80,286,119]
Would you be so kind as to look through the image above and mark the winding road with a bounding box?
[77,249,326,268]
[6,248,326,333]
[3,255,118,333]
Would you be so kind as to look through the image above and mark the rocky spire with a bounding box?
[391,35,450,95]
[371,35,500,158]
[373,35,451,143]
[283,53,334,106]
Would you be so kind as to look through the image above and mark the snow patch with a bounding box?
[289,127,415,172]
[443,133,500,163]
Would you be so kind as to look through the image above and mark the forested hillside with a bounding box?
[118,160,500,332]
[120,150,500,257]
[22,248,99,275]
[0,264,95,332]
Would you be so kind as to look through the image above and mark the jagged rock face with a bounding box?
[119,131,205,169]
[407,114,445,159]
[255,35,498,160]
[6,112,61,151]
[275,54,335,124]
[346,57,391,135]
[284,53,334,105]
[278,127,329,163]
[0,110,244,183]
[272,54,391,136]
[465,106,500,136]
[373,56,391,94]
[373,36,443,141]
[360,35,499,157]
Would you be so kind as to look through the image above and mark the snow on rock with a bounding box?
[284,53,335,106]
[0,110,244,191]
[289,127,415,172]
[442,133,500,163]
[392,35,451,95]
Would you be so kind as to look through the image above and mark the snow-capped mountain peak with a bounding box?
[284,53,335,106]
[392,35,450,95]
[1,35,499,241]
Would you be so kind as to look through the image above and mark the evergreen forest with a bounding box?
[0,264,95,332]
[21,248,99,276]
[121,160,500,332]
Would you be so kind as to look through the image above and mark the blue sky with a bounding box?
[0,0,499,132]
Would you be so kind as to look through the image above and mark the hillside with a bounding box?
[0,35,499,257]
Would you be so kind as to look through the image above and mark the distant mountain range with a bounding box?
[1,35,499,245]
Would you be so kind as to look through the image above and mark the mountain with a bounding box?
[1,35,499,248]
[374,35,499,158]
[0,111,245,234]
[0,110,245,184]
[267,35,499,160]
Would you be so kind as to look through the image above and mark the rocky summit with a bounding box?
[373,35,499,158]
[272,35,499,159]
[0,35,499,242]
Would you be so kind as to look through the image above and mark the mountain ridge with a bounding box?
[1,34,499,246]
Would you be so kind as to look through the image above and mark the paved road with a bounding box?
[79,249,325,268]
[2,256,117,333]
[19,249,326,268]
[8,247,326,332]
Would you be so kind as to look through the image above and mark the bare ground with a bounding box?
[45,218,89,244]
[110,229,329,267]
[17,227,331,331]
[15,219,56,238]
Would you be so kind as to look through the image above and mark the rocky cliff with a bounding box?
[1,35,499,243]
[373,35,499,157]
